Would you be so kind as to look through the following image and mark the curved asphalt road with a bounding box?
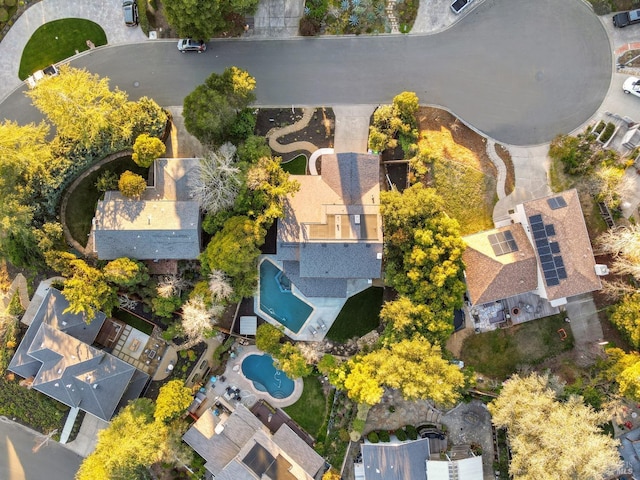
[0,0,611,146]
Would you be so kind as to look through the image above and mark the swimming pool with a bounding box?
[259,259,313,333]
[241,353,295,399]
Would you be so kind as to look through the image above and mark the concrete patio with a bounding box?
[192,345,303,419]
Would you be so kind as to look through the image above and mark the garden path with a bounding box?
[486,140,507,200]
[266,107,318,154]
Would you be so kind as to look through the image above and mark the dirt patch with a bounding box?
[416,106,497,234]
[417,107,496,178]
[255,108,335,162]
[495,143,516,196]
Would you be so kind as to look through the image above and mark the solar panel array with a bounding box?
[529,214,566,287]
[488,230,519,256]
[547,196,567,210]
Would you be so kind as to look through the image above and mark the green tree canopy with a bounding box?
[132,133,166,168]
[337,336,465,406]
[245,156,300,226]
[103,257,149,287]
[277,343,312,379]
[63,259,118,323]
[488,372,620,480]
[380,183,466,342]
[255,322,284,355]
[183,67,256,146]
[200,215,264,298]
[368,92,419,154]
[76,399,167,480]
[380,295,453,346]
[154,380,193,423]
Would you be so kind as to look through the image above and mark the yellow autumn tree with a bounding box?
[339,336,465,406]
[489,373,621,480]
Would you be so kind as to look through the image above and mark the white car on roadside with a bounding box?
[623,76,640,98]
[25,64,59,89]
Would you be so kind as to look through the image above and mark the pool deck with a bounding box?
[255,255,373,341]
[196,346,303,416]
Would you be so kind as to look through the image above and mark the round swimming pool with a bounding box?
[241,353,295,399]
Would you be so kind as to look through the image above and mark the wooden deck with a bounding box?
[503,292,560,325]
[95,318,125,349]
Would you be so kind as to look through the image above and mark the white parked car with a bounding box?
[177,39,206,53]
[25,64,59,89]
[623,76,640,98]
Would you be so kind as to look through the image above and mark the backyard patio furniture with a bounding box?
[147,350,156,359]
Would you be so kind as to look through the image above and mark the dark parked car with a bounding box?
[177,39,207,53]
[613,9,640,28]
[122,0,139,27]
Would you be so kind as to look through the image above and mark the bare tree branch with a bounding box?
[189,143,241,213]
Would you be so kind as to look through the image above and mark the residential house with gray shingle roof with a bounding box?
[183,403,325,479]
[354,438,483,480]
[463,189,602,308]
[8,288,148,421]
[93,158,201,260]
[274,153,383,298]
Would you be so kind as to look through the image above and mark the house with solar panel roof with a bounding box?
[462,189,605,330]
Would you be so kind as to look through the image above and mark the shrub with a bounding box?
[5,0,16,6]
[0,8,8,22]
[405,424,418,440]
[396,428,407,441]
[338,428,350,442]
[137,0,150,35]
[594,121,606,135]
[378,430,390,442]
[352,418,365,433]
[599,123,616,143]
[367,431,379,443]
[300,16,321,36]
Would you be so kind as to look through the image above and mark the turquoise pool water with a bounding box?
[241,353,295,399]
[259,260,313,333]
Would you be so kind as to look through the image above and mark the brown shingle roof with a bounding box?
[522,189,601,300]
[463,224,538,305]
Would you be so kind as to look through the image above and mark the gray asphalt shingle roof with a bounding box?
[361,438,430,480]
[8,289,148,421]
[94,158,202,260]
[282,261,348,298]
[299,242,382,279]
[274,152,382,298]
[94,194,200,260]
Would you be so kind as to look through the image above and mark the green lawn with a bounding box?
[284,376,328,439]
[64,157,148,246]
[281,154,307,175]
[326,287,383,343]
[19,19,107,79]
[460,314,574,380]
[112,309,155,335]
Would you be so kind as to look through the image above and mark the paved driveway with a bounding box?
[0,0,611,146]
[0,417,83,480]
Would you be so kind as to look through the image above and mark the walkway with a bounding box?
[565,294,605,367]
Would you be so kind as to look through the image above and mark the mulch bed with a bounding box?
[254,108,335,162]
